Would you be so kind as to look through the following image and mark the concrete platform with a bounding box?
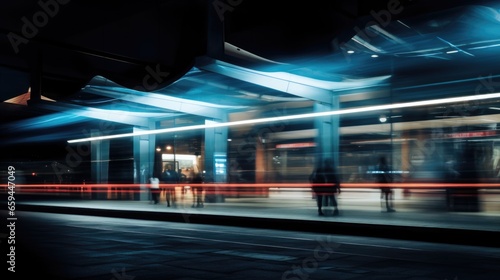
[13,188,500,248]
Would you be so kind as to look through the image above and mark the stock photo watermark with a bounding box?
[53,63,170,181]
[413,73,500,160]
[133,64,171,92]
[281,236,341,280]
[110,267,135,280]
[7,0,71,54]
[176,107,291,223]
[53,120,114,182]
[233,107,290,179]
[475,74,500,95]
[213,0,244,21]
[6,166,17,273]
[442,74,500,125]
[332,0,404,62]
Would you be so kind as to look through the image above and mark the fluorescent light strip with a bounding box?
[68,92,500,143]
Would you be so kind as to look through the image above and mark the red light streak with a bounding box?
[2,182,500,195]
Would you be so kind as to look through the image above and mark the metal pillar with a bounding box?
[133,124,156,201]
[313,96,340,167]
[204,118,228,202]
[91,129,110,199]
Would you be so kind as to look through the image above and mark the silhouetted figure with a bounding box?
[149,177,160,204]
[310,158,341,216]
[162,164,178,207]
[377,156,395,212]
[191,171,204,208]
[178,169,187,183]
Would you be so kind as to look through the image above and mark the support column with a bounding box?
[313,96,340,166]
[91,129,110,200]
[204,118,228,202]
[133,123,156,201]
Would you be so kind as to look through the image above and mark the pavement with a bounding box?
[9,210,500,280]
[12,188,500,248]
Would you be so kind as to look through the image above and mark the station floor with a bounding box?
[15,188,500,248]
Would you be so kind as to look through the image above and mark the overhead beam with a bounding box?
[197,56,391,104]
[34,101,151,128]
[197,57,333,104]
[86,87,227,120]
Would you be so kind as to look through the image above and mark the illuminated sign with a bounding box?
[444,131,496,138]
[276,142,316,149]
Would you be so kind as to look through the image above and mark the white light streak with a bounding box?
[67,92,500,143]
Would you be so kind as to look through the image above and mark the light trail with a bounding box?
[4,182,500,195]
[67,91,500,143]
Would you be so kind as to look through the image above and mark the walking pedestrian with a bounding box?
[310,158,341,216]
[162,164,179,207]
[377,156,395,212]
[149,177,160,204]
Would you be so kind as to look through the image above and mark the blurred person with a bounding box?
[310,158,341,216]
[323,158,341,216]
[191,170,204,208]
[377,156,395,212]
[162,164,179,207]
[309,162,324,215]
[149,177,160,204]
[178,168,189,202]
[178,168,187,183]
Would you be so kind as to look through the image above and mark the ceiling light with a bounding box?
[371,54,379,58]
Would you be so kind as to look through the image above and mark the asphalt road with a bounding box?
[2,211,500,280]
